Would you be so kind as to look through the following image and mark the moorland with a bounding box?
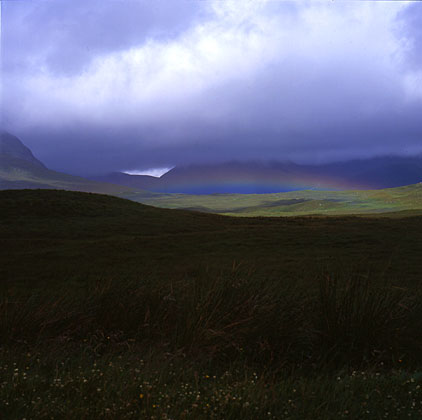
[2,189,422,419]
[127,182,422,217]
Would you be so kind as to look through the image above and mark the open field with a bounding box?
[2,189,422,418]
[125,183,422,217]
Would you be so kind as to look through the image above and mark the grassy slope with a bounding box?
[124,183,422,216]
[2,190,422,418]
[0,155,138,195]
[2,189,422,286]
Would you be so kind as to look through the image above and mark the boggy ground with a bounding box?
[1,189,422,419]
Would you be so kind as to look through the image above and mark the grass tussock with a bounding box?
[314,273,422,365]
[1,268,422,370]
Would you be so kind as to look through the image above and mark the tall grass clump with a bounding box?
[312,272,422,366]
[82,267,311,365]
[1,267,422,368]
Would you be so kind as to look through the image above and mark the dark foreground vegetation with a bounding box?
[1,189,422,418]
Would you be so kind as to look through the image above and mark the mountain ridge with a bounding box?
[92,156,422,194]
[0,131,46,169]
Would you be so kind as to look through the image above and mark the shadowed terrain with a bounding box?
[2,189,422,286]
[2,190,422,418]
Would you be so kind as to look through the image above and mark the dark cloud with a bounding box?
[2,0,422,175]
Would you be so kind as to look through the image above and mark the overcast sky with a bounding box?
[1,0,422,175]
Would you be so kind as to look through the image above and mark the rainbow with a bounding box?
[154,167,374,194]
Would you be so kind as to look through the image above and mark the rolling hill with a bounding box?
[2,188,422,288]
[125,182,422,216]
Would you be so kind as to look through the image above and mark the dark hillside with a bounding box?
[2,190,422,418]
[2,189,422,287]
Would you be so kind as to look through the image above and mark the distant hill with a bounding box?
[91,171,161,190]
[0,131,137,195]
[93,157,422,194]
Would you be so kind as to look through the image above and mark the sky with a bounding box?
[1,0,422,175]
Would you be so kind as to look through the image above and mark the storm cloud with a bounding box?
[2,0,422,175]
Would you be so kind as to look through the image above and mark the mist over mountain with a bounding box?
[92,157,422,194]
[2,131,421,195]
[0,132,135,195]
[0,131,46,169]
